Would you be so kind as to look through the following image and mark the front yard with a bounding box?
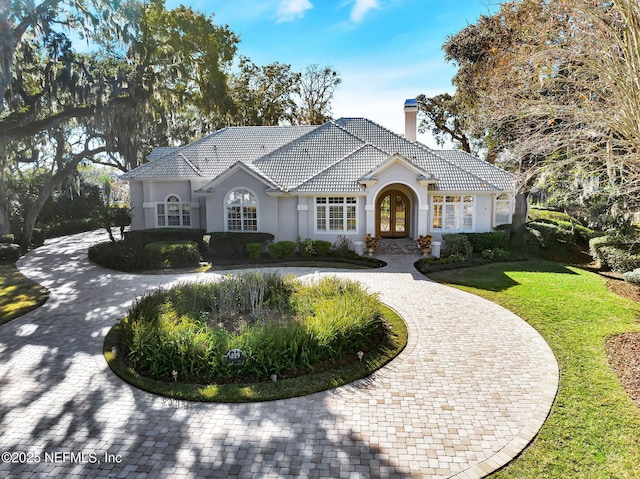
[428,261,640,478]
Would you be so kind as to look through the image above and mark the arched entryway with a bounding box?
[376,189,411,238]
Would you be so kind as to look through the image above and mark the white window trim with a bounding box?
[493,193,512,227]
[431,194,476,232]
[155,194,191,228]
[224,187,259,232]
[314,196,359,234]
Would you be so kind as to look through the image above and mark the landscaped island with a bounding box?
[105,272,406,402]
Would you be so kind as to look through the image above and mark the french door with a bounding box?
[377,190,410,238]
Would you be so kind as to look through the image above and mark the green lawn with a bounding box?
[428,261,640,478]
[0,264,48,325]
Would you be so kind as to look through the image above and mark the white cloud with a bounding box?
[350,0,379,23]
[277,0,313,22]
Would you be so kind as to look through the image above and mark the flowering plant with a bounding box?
[416,234,433,249]
[364,233,380,249]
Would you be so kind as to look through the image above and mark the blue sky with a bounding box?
[167,0,502,146]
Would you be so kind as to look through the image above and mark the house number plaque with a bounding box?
[224,348,245,364]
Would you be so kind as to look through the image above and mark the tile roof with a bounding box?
[147,147,179,160]
[436,150,516,191]
[123,118,515,192]
[122,125,317,180]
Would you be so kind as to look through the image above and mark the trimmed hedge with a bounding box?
[465,232,510,253]
[598,245,640,273]
[528,207,574,223]
[89,241,161,271]
[527,217,598,247]
[589,235,615,268]
[526,221,573,247]
[145,240,201,268]
[90,238,202,271]
[246,242,263,260]
[125,228,206,250]
[268,241,297,259]
[206,232,274,259]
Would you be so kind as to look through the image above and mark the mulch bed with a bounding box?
[601,271,640,409]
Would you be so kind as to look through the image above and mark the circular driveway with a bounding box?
[0,231,558,478]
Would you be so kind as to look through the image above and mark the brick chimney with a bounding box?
[404,98,418,142]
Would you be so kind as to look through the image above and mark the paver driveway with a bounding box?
[0,230,558,478]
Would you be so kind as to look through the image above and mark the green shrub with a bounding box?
[268,241,297,259]
[88,241,162,271]
[125,228,205,250]
[525,221,573,247]
[144,240,200,268]
[120,274,384,382]
[30,228,47,248]
[528,207,574,222]
[527,216,598,247]
[206,232,274,258]
[44,217,102,238]
[298,238,333,258]
[442,234,473,259]
[314,240,332,257]
[623,268,640,284]
[552,220,598,243]
[599,245,640,272]
[298,238,316,258]
[0,244,21,262]
[465,232,510,253]
[481,248,510,259]
[246,242,263,260]
[0,234,15,244]
[414,253,469,273]
[589,235,615,267]
[166,243,200,268]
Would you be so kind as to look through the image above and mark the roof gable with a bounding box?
[294,144,388,192]
[252,121,365,191]
[195,161,280,194]
[122,152,202,179]
[359,153,437,182]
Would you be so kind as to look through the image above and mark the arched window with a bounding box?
[494,193,511,226]
[226,188,258,231]
[157,195,191,227]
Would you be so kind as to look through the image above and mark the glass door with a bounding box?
[377,190,409,237]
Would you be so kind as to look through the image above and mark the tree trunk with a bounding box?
[0,139,10,235]
[510,190,530,250]
[19,157,83,252]
[0,202,10,236]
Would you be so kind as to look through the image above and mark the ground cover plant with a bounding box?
[0,264,49,324]
[427,261,640,478]
[108,272,406,401]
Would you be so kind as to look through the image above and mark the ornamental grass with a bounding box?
[120,272,386,383]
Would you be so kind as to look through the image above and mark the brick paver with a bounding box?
[0,230,558,478]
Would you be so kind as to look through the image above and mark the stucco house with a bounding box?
[123,100,516,246]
